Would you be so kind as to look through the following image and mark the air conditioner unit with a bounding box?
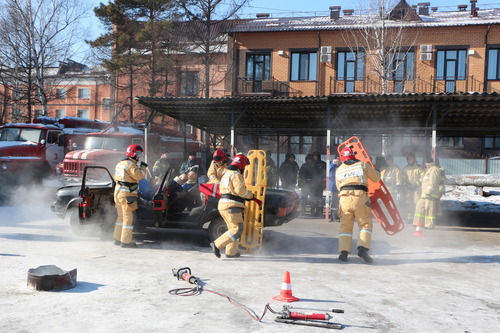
[320,46,332,54]
[320,54,332,63]
[419,53,433,61]
[420,44,433,53]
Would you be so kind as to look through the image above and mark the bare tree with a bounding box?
[0,0,91,122]
[341,0,420,94]
[177,0,249,98]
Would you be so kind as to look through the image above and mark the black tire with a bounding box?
[69,210,101,237]
[207,216,227,242]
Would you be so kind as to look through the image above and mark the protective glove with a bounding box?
[140,162,148,170]
[252,197,262,208]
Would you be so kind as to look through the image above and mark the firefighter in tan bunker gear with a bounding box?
[207,149,228,184]
[210,153,262,258]
[113,144,147,248]
[336,146,381,263]
[413,157,445,229]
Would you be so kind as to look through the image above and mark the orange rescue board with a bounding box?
[338,137,404,235]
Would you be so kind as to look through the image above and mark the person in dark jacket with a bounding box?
[311,152,327,216]
[179,151,197,175]
[298,154,315,215]
[279,153,299,190]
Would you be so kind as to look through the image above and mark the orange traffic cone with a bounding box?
[413,220,424,237]
[272,271,299,302]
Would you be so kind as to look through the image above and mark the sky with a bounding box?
[80,0,498,64]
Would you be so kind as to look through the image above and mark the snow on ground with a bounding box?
[0,185,499,332]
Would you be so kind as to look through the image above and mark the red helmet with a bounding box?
[340,146,356,162]
[126,144,144,160]
[230,153,250,170]
[212,149,227,163]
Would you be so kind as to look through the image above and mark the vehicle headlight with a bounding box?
[1,163,7,171]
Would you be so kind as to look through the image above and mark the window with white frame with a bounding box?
[484,136,500,149]
[77,109,90,119]
[78,88,90,99]
[35,109,44,117]
[103,98,110,109]
[56,109,66,118]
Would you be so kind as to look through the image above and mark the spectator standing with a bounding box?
[265,150,278,188]
[152,147,170,185]
[179,151,197,175]
[311,152,327,216]
[279,153,299,190]
[298,154,315,215]
[336,146,381,264]
[413,157,445,229]
[329,155,340,221]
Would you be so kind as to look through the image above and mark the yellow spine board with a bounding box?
[240,150,267,252]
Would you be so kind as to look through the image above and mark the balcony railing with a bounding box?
[236,76,302,97]
[329,75,495,94]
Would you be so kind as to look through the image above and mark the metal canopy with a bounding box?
[137,93,500,137]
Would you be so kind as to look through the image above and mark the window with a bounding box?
[487,48,500,80]
[35,109,44,117]
[56,109,66,118]
[245,53,271,92]
[180,72,199,96]
[484,136,500,148]
[78,88,90,99]
[288,135,312,154]
[436,49,467,92]
[103,98,110,110]
[291,52,317,81]
[56,88,66,99]
[387,51,415,92]
[437,137,463,148]
[336,50,365,92]
[77,109,90,119]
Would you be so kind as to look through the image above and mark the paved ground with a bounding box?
[1,204,499,332]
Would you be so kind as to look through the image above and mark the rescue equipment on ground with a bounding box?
[27,265,77,291]
[169,267,344,329]
[240,149,267,252]
[337,137,404,235]
[272,271,299,302]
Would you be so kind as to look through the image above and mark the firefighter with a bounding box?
[152,147,170,185]
[336,146,381,264]
[210,153,262,258]
[403,152,424,222]
[413,157,445,229]
[381,155,404,200]
[207,149,228,184]
[113,144,147,248]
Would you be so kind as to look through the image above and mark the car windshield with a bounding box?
[84,136,129,151]
[0,127,42,142]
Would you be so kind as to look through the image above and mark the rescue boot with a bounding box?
[338,251,348,262]
[210,242,221,258]
[113,239,121,246]
[357,246,373,264]
[121,242,137,248]
[225,252,241,258]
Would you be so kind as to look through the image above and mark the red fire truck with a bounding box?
[0,117,106,186]
[58,124,202,181]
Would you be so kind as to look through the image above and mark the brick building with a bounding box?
[223,0,500,158]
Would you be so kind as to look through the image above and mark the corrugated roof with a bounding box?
[137,93,500,137]
[228,8,500,33]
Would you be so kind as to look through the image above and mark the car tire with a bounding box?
[207,216,227,242]
[70,210,100,237]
